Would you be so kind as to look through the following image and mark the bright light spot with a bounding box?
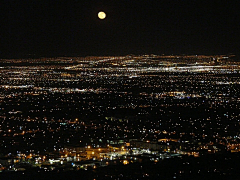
[98,11,106,19]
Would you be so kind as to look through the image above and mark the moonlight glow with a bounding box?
[98,11,106,19]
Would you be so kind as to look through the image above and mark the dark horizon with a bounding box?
[1,0,240,58]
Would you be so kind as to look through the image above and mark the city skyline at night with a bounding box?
[1,0,240,179]
[0,55,240,179]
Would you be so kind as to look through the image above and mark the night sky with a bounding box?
[1,0,240,57]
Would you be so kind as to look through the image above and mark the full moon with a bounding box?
[98,11,106,19]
